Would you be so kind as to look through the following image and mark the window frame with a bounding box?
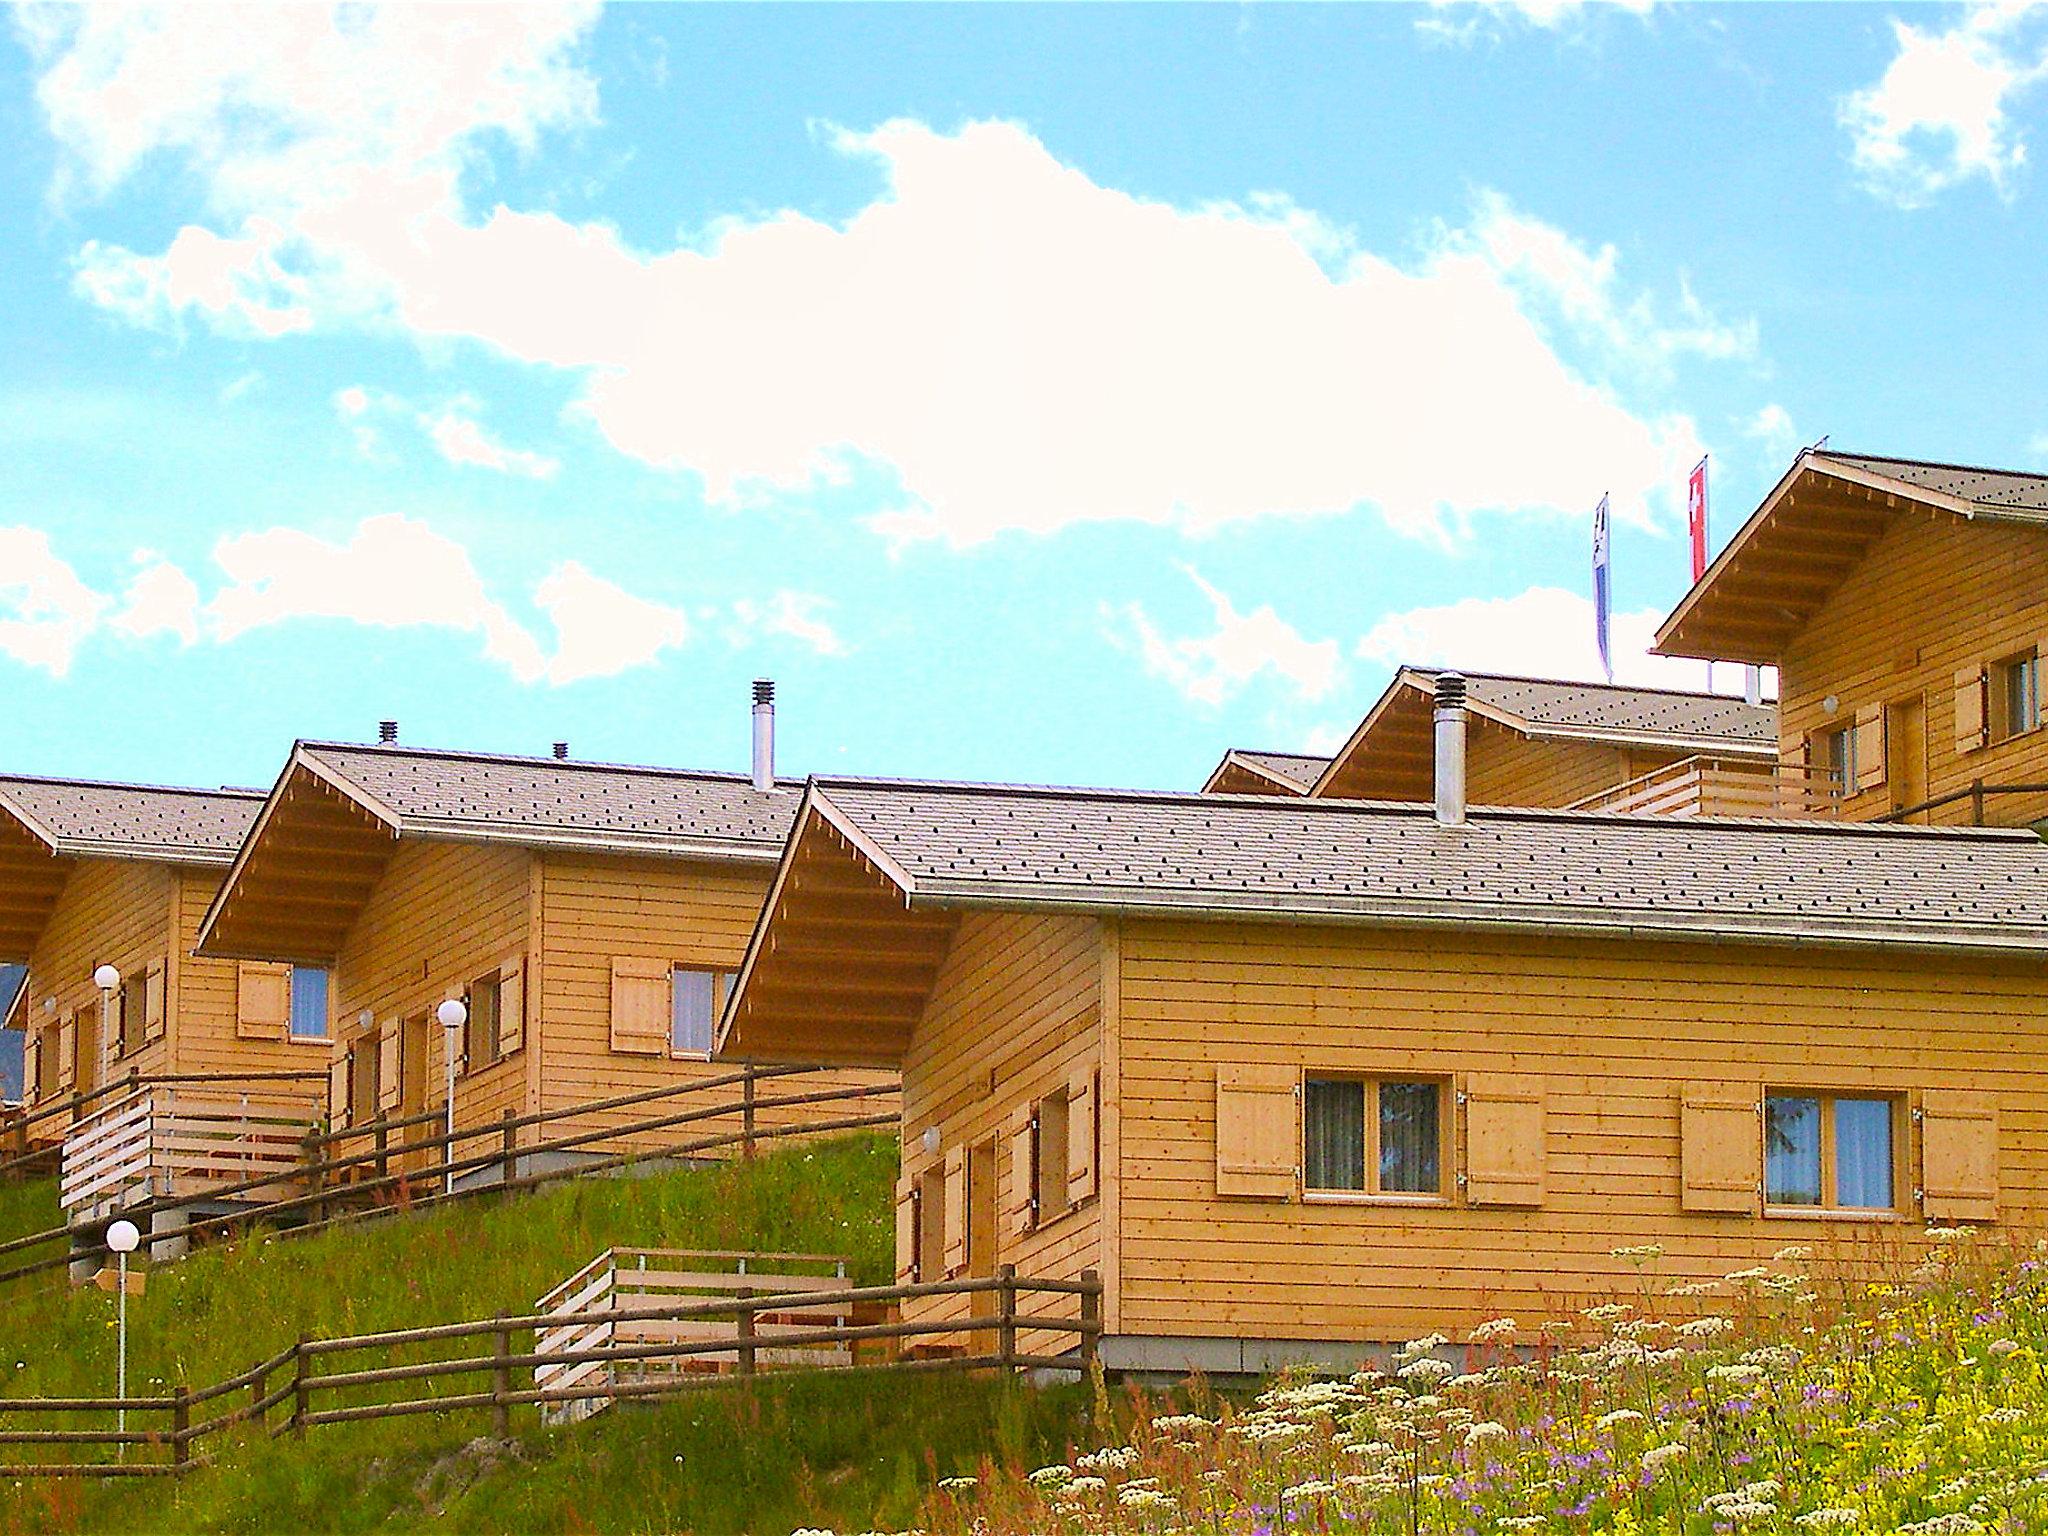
[116,971,145,1058]
[668,966,735,1060]
[463,971,502,1071]
[287,966,331,1043]
[1301,1073,1451,1206]
[1992,649,2042,743]
[1809,724,1856,796]
[1029,1088,1072,1228]
[1762,1090,1904,1219]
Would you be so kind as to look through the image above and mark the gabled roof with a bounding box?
[1201,750,1331,796]
[0,776,263,963]
[721,775,2048,1064]
[1313,668,1775,800]
[1655,449,2048,665]
[197,741,801,963]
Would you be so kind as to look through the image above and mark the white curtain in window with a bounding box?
[1378,1081,1439,1194]
[1833,1098,1893,1208]
[1304,1078,1364,1191]
[1765,1095,1821,1205]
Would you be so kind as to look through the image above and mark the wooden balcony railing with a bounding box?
[60,1087,317,1223]
[1567,756,1844,821]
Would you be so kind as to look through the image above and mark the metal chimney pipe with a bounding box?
[378,720,398,745]
[751,680,775,791]
[1433,672,1467,828]
[552,742,569,760]
[1743,665,1763,707]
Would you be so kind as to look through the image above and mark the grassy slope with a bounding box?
[0,1135,1096,1535]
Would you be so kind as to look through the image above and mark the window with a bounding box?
[1993,650,2041,742]
[467,973,501,1067]
[670,967,734,1057]
[1811,725,1855,795]
[1765,1093,1897,1212]
[288,967,329,1040]
[1304,1077,1445,1198]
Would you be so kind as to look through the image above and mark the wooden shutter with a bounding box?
[377,1024,402,1112]
[1854,705,1886,794]
[895,1174,919,1283]
[236,962,290,1040]
[1922,1091,1998,1222]
[1006,1104,1037,1236]
[1067,1065,1098,1205]
[55,1011,75,1089]
[142,960,166,1043]
[608,958,668,1055]
[941,1147,968,1277]
[1215,1063,1296,1200]
[1464,1075,1546,1207]
[1680,1081,1758,1213]
[23,1030,39,1105]
[1955,667,1987,753]
[327,1053,350,1123]
[497,956,525,1056]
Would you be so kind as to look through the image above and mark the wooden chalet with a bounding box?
[1307,668,1792,814]
[0,776,327,1123]
[1656,449,2048,827]
[724,770,2048,1373]
[195,740,895,1170]
[1200,751,1330,798]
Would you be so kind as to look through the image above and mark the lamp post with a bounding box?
[436,998,466,1195]
[92,965,119,1091]
[105,1218,139,1460]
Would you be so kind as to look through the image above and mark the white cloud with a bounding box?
[0,527,107,676]
[729,591,848,656]
[1109,567,1343,708]
[532,561,688,684]
[208,513,549,682]
[1841,4,2048,208]
[110,555,201,645]
[1419,0,1657,45]
[1355,584,1774,693]
[334,385,557,478]
[1743,403,1799,460]
[424,405,560,480]
[22,1,1732,550]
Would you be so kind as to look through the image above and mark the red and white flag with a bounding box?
[1687,456,1709,581]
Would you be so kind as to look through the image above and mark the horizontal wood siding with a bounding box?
[169,869,329,1084]
[21,860,172,1098]
[1466,725,1676,810]
[533,853,897,1158]
[1782,512,2048,825]
[1114,918,2048,1345]
[900,911,1102,1346]
[333,840,533,1138]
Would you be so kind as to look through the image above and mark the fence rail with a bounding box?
[0,1070,328,1183]
[60,1088,315,1222]
[0,1064,897,1287]
[1566,755,1843,820]
[0,1267,1101,1477]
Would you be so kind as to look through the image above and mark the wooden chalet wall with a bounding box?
[169,868,331,1083]
[1466,726,1676,811]
[20,860,170,1100]
[529,852,896,1154]
[1108,917,2048,1345]
[1780,513,2048,825]
[894,911,1105,1342]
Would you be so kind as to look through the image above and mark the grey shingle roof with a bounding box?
[1815,451,2048,518]
[0,776,262,864]
[300,744,800,860]
[1409,669,1776,751]
[811,778,2048,953]
[1208,750,1331,792]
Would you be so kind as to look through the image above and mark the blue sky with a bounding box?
[0,2,2039,794]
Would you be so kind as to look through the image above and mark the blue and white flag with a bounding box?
[1592,493,1612,684]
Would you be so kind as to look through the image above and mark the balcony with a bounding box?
[60,1084,319,1227]
[1567,755,1843,821]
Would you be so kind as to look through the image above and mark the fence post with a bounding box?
[493,1318,512,1437]
[172,1385,192,1472]
[736,1286,756,1376]
[374,1114,389,1181]
[1972,778,1986,826]
[500,1110,517,1187]
[742,1065,757,1160]
[70,1090,84,1132]
[290,1337,309,1436]
[301,1127,326,1225]
[996,1263,1017,1371]
[1078,1269,1100,1368]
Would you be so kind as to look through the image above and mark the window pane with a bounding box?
[1379,1081,1441,1194]
[289,967,329,1038]
[671,969,716,1054]
[1765,1096,1821,1206]
[1303,1078,1365,1191]
[1834,1098,1894,1209]
[472,978,500,1064]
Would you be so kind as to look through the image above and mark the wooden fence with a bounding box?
[0,1070,327,1180]
[1566,755,1843,820]
[533,1249,857,1425]
[60,1087,315,1223]
[0,1268,1102,1477]
[0,1064,898,1288]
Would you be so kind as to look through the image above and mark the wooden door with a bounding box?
[1888,695,1927,821]
[967,1137,998,1319]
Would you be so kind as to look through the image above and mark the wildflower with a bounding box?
[1988,1338,2020,1357]
[1678,1316,1734,1340]
[1471,1316,1519,1342]
[1896,1518,1983,1535]
[1641,1443,1689,1474]
[1027,1465,1074,1488]
[1055,1476,1106,1502]
[1595,1409,1645,1433]
[1612,1243,1665,1263]
[1464,1421,1509,1448]
[1793,1514,1861,1530]
[1582,1303,1632,1324]
[1399,1357,1455,1388]
[936,1476,977,1492]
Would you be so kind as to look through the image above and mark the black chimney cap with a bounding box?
[552,742,569,760]
[753,679,775,705]
[378,720,399,744]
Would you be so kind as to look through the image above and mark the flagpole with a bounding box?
[1593,493,1612,685]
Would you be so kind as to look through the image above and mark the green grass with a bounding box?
[0,1180,61,1274]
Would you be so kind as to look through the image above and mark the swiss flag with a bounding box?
[1687,458,1709,581]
